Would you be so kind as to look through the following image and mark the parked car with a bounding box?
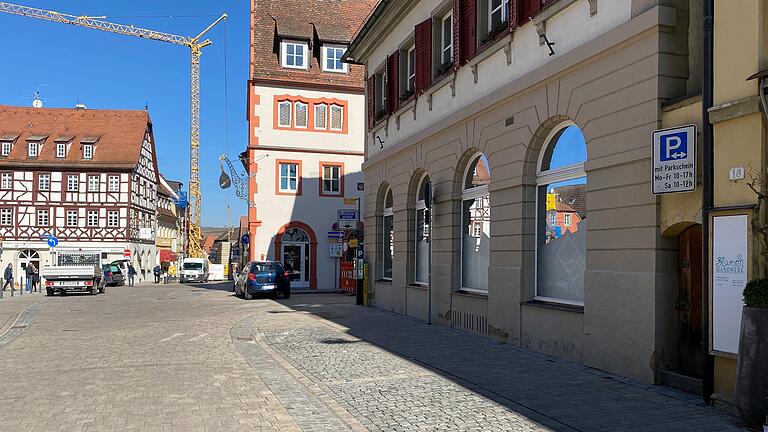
[102,263,125,287]
[234,261,290,300]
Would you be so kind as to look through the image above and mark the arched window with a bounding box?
[462,154,490,292]
[536,124,587,305]
[414,174,431,285]
[382,187,394,280]
[282,227,310,243]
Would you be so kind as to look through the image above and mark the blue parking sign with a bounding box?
[652,125,696,194]
[659,131,688,162]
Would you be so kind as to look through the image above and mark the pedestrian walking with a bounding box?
[32,268,40,293]
[25,263,36,294]
[2,264,12,291]
[127,264,137,287]
[153,265,161,284]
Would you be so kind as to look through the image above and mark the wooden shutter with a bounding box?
[414,18,432,94]
[387,51,399,113]
[509,0,519,31]
[458,0,476,65]
[367,75,375,129]
[452,0,461,69]
[518,0,542,26]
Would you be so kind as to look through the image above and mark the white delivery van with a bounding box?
[180,258,209,283]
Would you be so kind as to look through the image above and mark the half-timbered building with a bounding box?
[0,105,159,281]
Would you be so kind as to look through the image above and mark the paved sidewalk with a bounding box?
[0,290,44,335]
[257,295,748,432]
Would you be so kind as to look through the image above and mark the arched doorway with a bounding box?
[274,222,317,290]
[676,224,704,379]
[18,249,40,282]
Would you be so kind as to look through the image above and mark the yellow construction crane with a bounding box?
[0,2,226,259]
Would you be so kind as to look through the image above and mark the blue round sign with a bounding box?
[241,234,250,245]
[47,236,59,248]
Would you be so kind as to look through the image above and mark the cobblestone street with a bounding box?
[0,283,748,431]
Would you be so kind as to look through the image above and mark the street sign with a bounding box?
[327,231,344,239]
[652,125,696,194]
[123,249,131,257]
[337,209,358,229]
[329,242,343,258]
[357,182,364,191]
[241,234,250,245]
[40,232,52,240]
[46,236,59,248]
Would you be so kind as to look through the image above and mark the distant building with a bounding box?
[243,0,376,290]
[0,105,158,281]
[156,175,182,270]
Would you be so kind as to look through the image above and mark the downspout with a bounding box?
[701,0,715,404]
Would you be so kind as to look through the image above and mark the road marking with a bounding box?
[186,333,207,342]
[159,333,184,342]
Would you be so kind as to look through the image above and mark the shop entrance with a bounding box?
[675,224,705,379]
[281,228,310,289]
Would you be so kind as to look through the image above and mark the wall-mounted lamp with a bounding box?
[533,18,555,56]
[376,136,385,150]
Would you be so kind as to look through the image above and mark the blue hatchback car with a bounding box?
[235,261,291,300]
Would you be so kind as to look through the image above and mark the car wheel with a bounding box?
[283,287,291,299]
[46,288,54,297]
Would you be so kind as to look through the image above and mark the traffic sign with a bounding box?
[40,232,52,240]
[46,236,59,248]
[123,249,131,257]
[241,234,250,245]
[652,125,696,194]
[327,231,344,239]
[337,209,358,229]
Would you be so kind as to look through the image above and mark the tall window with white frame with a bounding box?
[56,143,66,158]
[375,68,388,120]
[461,154,491,292]
[536,124,587,305]
[88,175,99,192]
[108,175,119,192]
[83,144,93,159]
[1,173,11,190]
[38,174,50,191]
[66,210,78,227]
[0,208,11,226]
[382,188,394,280]
[0,141,10,156]
[87,210,98,227]
[28,141,39,157]
[281,41,308,69]
[489,0,509,31]
[321,164,342,196]
[36,209,49,227]
[414,175,431,285]
[406,44,416,95]
[279,162,299,194]
[107,210,119,227]
[441,11,453,68]
[67,174,79,192]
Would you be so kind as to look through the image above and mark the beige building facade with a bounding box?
[347,0,705,385]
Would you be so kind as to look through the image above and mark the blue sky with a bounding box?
[0,0,249,227]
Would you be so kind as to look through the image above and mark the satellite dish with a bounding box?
[32,98,43,108]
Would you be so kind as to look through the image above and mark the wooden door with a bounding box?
[676,224,704,377]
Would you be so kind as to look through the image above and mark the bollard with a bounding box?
[0,277,3,299]
[20,277,23,296]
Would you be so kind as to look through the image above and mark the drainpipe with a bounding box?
[701,0,715,404]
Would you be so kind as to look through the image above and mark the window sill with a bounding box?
[393,97,415,118]
[470,30,512,68]
[409,283,429,290]
[453,289,488,299]
[522,300,584,314]
[377,278,392,285]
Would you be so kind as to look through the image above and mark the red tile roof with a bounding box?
[251,0,377,90]
[0,105,151,170]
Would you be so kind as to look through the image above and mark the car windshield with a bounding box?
[183,262,203,270]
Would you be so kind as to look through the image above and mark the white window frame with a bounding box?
[56,143,66,158]
[278,101,293,127]
[563,213,572,226]
[534,121,586,306]
[66,210,78,227]
[1,173,11,190]
[83,144,93,159]
[87,210,98,227]
[108,175,119,192]
[321,164,342,195]
[279,163,299,193]
[460,154,491,294]
[322,45,348,73]
[382,189,394,281]
[488,0,509,31]
[88,175,99,192]
[330,105,344,131]
[314,103,328,130]
[281,40,308,70]
[0,141,10,156]
[378,69,388,113]
[0,208,11,226]
[441,11,453,66]
[38,174,50,191]
[107,211,119,227]
[406,45,416,93]
[28,141,38,157]
[67,174,79,192]
[294,102,308,129]
[36,209,49,227]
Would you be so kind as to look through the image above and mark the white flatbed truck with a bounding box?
[41,251,105,296]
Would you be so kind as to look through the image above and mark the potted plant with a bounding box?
[734,174,768,426]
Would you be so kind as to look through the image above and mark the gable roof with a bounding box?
[251,0,377,90]
[0,105,150,170]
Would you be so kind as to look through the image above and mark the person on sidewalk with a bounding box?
[152,265,161,284]
[25,263,36,294]
[3,264,12,291]
[127,264,136,287]
[31,267,40,293]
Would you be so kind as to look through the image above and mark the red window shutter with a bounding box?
[367,75,375,129]
[459,0,476,65]
[452,0,461,69]
[509,0,519,31]
[519,0,542,26]
[414,18,432,94]
[387,51,399,113]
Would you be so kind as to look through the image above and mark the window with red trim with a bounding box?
[320,162,344,197]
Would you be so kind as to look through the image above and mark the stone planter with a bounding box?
[734,306,768,425]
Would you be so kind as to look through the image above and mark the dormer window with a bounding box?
[28,141,39,157]
[322,45,347,73]
[56,143,66,158]
[83,144,93,159]
[0,141,10,157]
[281,41,308,69]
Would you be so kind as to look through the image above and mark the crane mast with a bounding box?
[0,2,226,259]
